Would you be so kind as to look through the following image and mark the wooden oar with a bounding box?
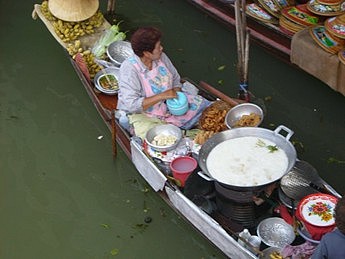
[111,110,117,157]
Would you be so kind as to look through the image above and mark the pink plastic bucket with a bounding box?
[170,156,197,187]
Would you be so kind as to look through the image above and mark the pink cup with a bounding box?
[170,156,197,187]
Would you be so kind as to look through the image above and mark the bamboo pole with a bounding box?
[107,0,116,14]
[234,0,250,100]
[235,0,243,81]
[111,110,117,157]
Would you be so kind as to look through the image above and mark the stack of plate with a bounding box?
[246,0,296,25]
[246,3,279,24]
[309,14,345,54]
[279,4,320,34]
[307,0,345,16]
[325,14,345,39]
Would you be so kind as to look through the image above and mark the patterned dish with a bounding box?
[258,0,282,18]
[246,3,279,24]
[281,4,319,26]
[307,0,345,16]
[325,15,345,39]
[298,193,338,227]
[309,25,345,54]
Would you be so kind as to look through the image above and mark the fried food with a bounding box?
[199,100,233,132]
[194,130,216,145]
[234,112,261,127]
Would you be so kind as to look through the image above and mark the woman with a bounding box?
[117,26,210,130]
[311,196,345,259]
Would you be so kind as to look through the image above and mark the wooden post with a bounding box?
[107,0,116,14]
[111,110,117,157]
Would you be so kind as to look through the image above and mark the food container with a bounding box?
[225,103,263,128]
[170,156,197,187]
[198,125,296,191]
[93,67,119,95]
[145,124,182,152]
[257,217,295,248]
[107,40,134,66]
[166,91,189,116]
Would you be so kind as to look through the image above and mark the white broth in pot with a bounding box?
[206,136,289,186]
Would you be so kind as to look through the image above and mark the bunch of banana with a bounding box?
[66,40,103,79]
[269,251,284,259]
[41,1,56,21]
[66,40,83,57]
[41,1,104,43]
[82,50,103,79]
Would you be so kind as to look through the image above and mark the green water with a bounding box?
[1,0,344,258]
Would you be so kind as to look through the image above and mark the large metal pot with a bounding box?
[198,125,297,191]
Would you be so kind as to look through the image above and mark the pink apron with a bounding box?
[132,58,204,128]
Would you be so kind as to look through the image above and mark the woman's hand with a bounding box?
[164,87,181,100]
[142,87,182,111]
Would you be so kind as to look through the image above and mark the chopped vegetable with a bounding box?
[256,139,279,153]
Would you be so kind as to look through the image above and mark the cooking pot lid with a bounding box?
[280,160,322,202]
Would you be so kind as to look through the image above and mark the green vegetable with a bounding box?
[217,65,226,71]
[256,139,279,153]
[267,145,278,153]
[92,21,126,58]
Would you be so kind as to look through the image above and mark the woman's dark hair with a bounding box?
[130,27,162,57]
[335,196,345,234]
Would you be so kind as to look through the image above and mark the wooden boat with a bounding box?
[186,0,293,63]
[33,4,342,258]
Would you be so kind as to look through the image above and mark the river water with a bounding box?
[1,0,344,258]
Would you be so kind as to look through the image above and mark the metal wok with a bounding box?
[198,125,297,191]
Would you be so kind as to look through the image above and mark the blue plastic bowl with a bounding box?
[166,92,189,116]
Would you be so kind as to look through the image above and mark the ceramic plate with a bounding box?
[258,0,282,18]
[325,16,345,39]
[246,3,279,24]
[298,193,338,227]
[307,0,345,16]
[310,25,344,54]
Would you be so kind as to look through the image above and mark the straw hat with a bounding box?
[48,0,99,22]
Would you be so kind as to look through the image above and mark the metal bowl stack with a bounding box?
[107,40,134,66]
[145,124,182,152]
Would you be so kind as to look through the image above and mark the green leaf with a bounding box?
[327,157,345,164]
[101,223,110,229]
[217,65,226,71]
[110,248,119,256]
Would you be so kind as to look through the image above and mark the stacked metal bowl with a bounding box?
[107,40,134,66]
